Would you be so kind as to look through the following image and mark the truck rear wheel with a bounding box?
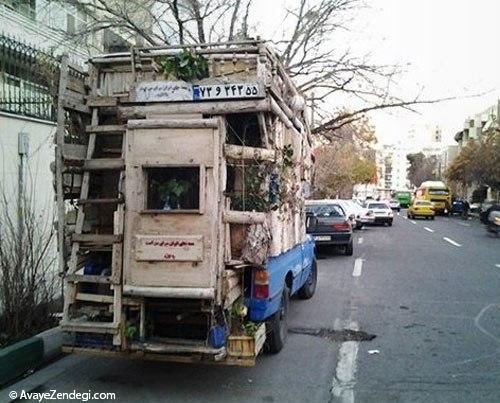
[265,286,290,354]
[298,259,317,299]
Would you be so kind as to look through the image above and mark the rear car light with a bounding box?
[253,270,269,299]
[254,284,269,299]
[332,222,351,231]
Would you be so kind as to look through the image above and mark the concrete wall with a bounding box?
[0,112,57,265]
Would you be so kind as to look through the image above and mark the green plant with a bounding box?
[158,179,191,208]
[160,48,209,81]
[226,166,271,212]
[242,321,260,337]
[125,325,138,340]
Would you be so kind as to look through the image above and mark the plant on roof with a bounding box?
[160,48,209,82]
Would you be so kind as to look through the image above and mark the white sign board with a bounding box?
[135,235,203,262]
[134,81,263,103]
[135,81,193,102]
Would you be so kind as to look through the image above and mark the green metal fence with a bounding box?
[0,34,60,121]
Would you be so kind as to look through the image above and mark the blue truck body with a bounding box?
[248,235,316,322]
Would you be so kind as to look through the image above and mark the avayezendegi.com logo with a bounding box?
[8,390,116,402]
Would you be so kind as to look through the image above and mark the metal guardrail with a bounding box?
[0,33,59,121]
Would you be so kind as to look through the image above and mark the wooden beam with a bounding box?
[65,274,114,284]
[119,98,271,119]
[77,198,124,205]
[55,55,69,275]
[72,234,123,244]
[86,95,118,107]
[86,125,125,134]
[62,144,87,163]
[224,144,275,162]
[223,210,266,225]
[60,321,119,334]
[127,118,219,130]
[75,293,140,306]
[83,158,125,171]
[62,98,90,114]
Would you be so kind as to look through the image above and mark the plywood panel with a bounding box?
[123,125,219,290]
[127,128,215,166]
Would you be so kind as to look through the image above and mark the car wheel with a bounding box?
[388,220,393,226]
[298,259,317,300]
[431,216,435,220]
[265,286,290,354]
[345,240,354,256]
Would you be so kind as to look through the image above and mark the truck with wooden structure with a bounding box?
[54,40,316,366]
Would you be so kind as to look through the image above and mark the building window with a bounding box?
[145,167,200,212]
[0,0,36,19]
[67,13,76,35]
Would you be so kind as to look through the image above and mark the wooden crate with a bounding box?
[227,324,266,358]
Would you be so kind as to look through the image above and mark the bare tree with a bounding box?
[0,180,58,347]
[52,0,450,137]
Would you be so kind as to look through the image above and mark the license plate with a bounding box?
[314,235,331,241]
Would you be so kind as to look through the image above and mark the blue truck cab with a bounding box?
[246,235,317,352]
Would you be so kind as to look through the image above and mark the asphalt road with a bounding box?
[2,213,500,403]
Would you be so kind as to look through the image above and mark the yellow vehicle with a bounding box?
[415,181,451,215]
[408,200,435,220]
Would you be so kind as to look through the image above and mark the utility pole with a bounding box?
[18,131,29,253]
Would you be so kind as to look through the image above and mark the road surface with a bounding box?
[3,214,500,402]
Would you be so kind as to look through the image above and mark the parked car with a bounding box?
[480,201,500,224]
[388,199,401,212]
[305,201,354,255]
[407,200,435,220]
[486,210,500,236]
[347,200,375,227]
[365,201,394,226]
[333,199,361,229]
[450,200,466,216]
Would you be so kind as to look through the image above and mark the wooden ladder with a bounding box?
[58,62,126,346]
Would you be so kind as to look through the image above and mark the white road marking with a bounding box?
[443,237,461,247]
[402,216,408,220]
[397,212,400,216]
[495,264,500,269]
[352,258,364,277]
[410,220,417,225]
[424,227,434,233]
[358,237,363,244]
[458,222,471,227]
[331,320,359,403]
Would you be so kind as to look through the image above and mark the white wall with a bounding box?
[0,112,56,229]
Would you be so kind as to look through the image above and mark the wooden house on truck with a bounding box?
[55,40,317,366]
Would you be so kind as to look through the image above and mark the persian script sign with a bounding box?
[135,235,203,262]
[134,81,264,102]
[135,81,193,102]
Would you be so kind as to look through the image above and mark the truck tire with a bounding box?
[298,259,317,299]
[345,240,354,256]
[265,286,290,354]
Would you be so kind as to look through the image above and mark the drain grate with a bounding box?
[289,327,376,342]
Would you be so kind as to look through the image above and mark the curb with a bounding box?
[0,327,62,386]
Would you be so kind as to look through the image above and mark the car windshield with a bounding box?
[367,203,389,209]
[428,189,449,195]
[306,204,345,217]
[416,201,432,206]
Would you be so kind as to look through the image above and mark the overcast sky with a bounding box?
[253,0,500,146]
